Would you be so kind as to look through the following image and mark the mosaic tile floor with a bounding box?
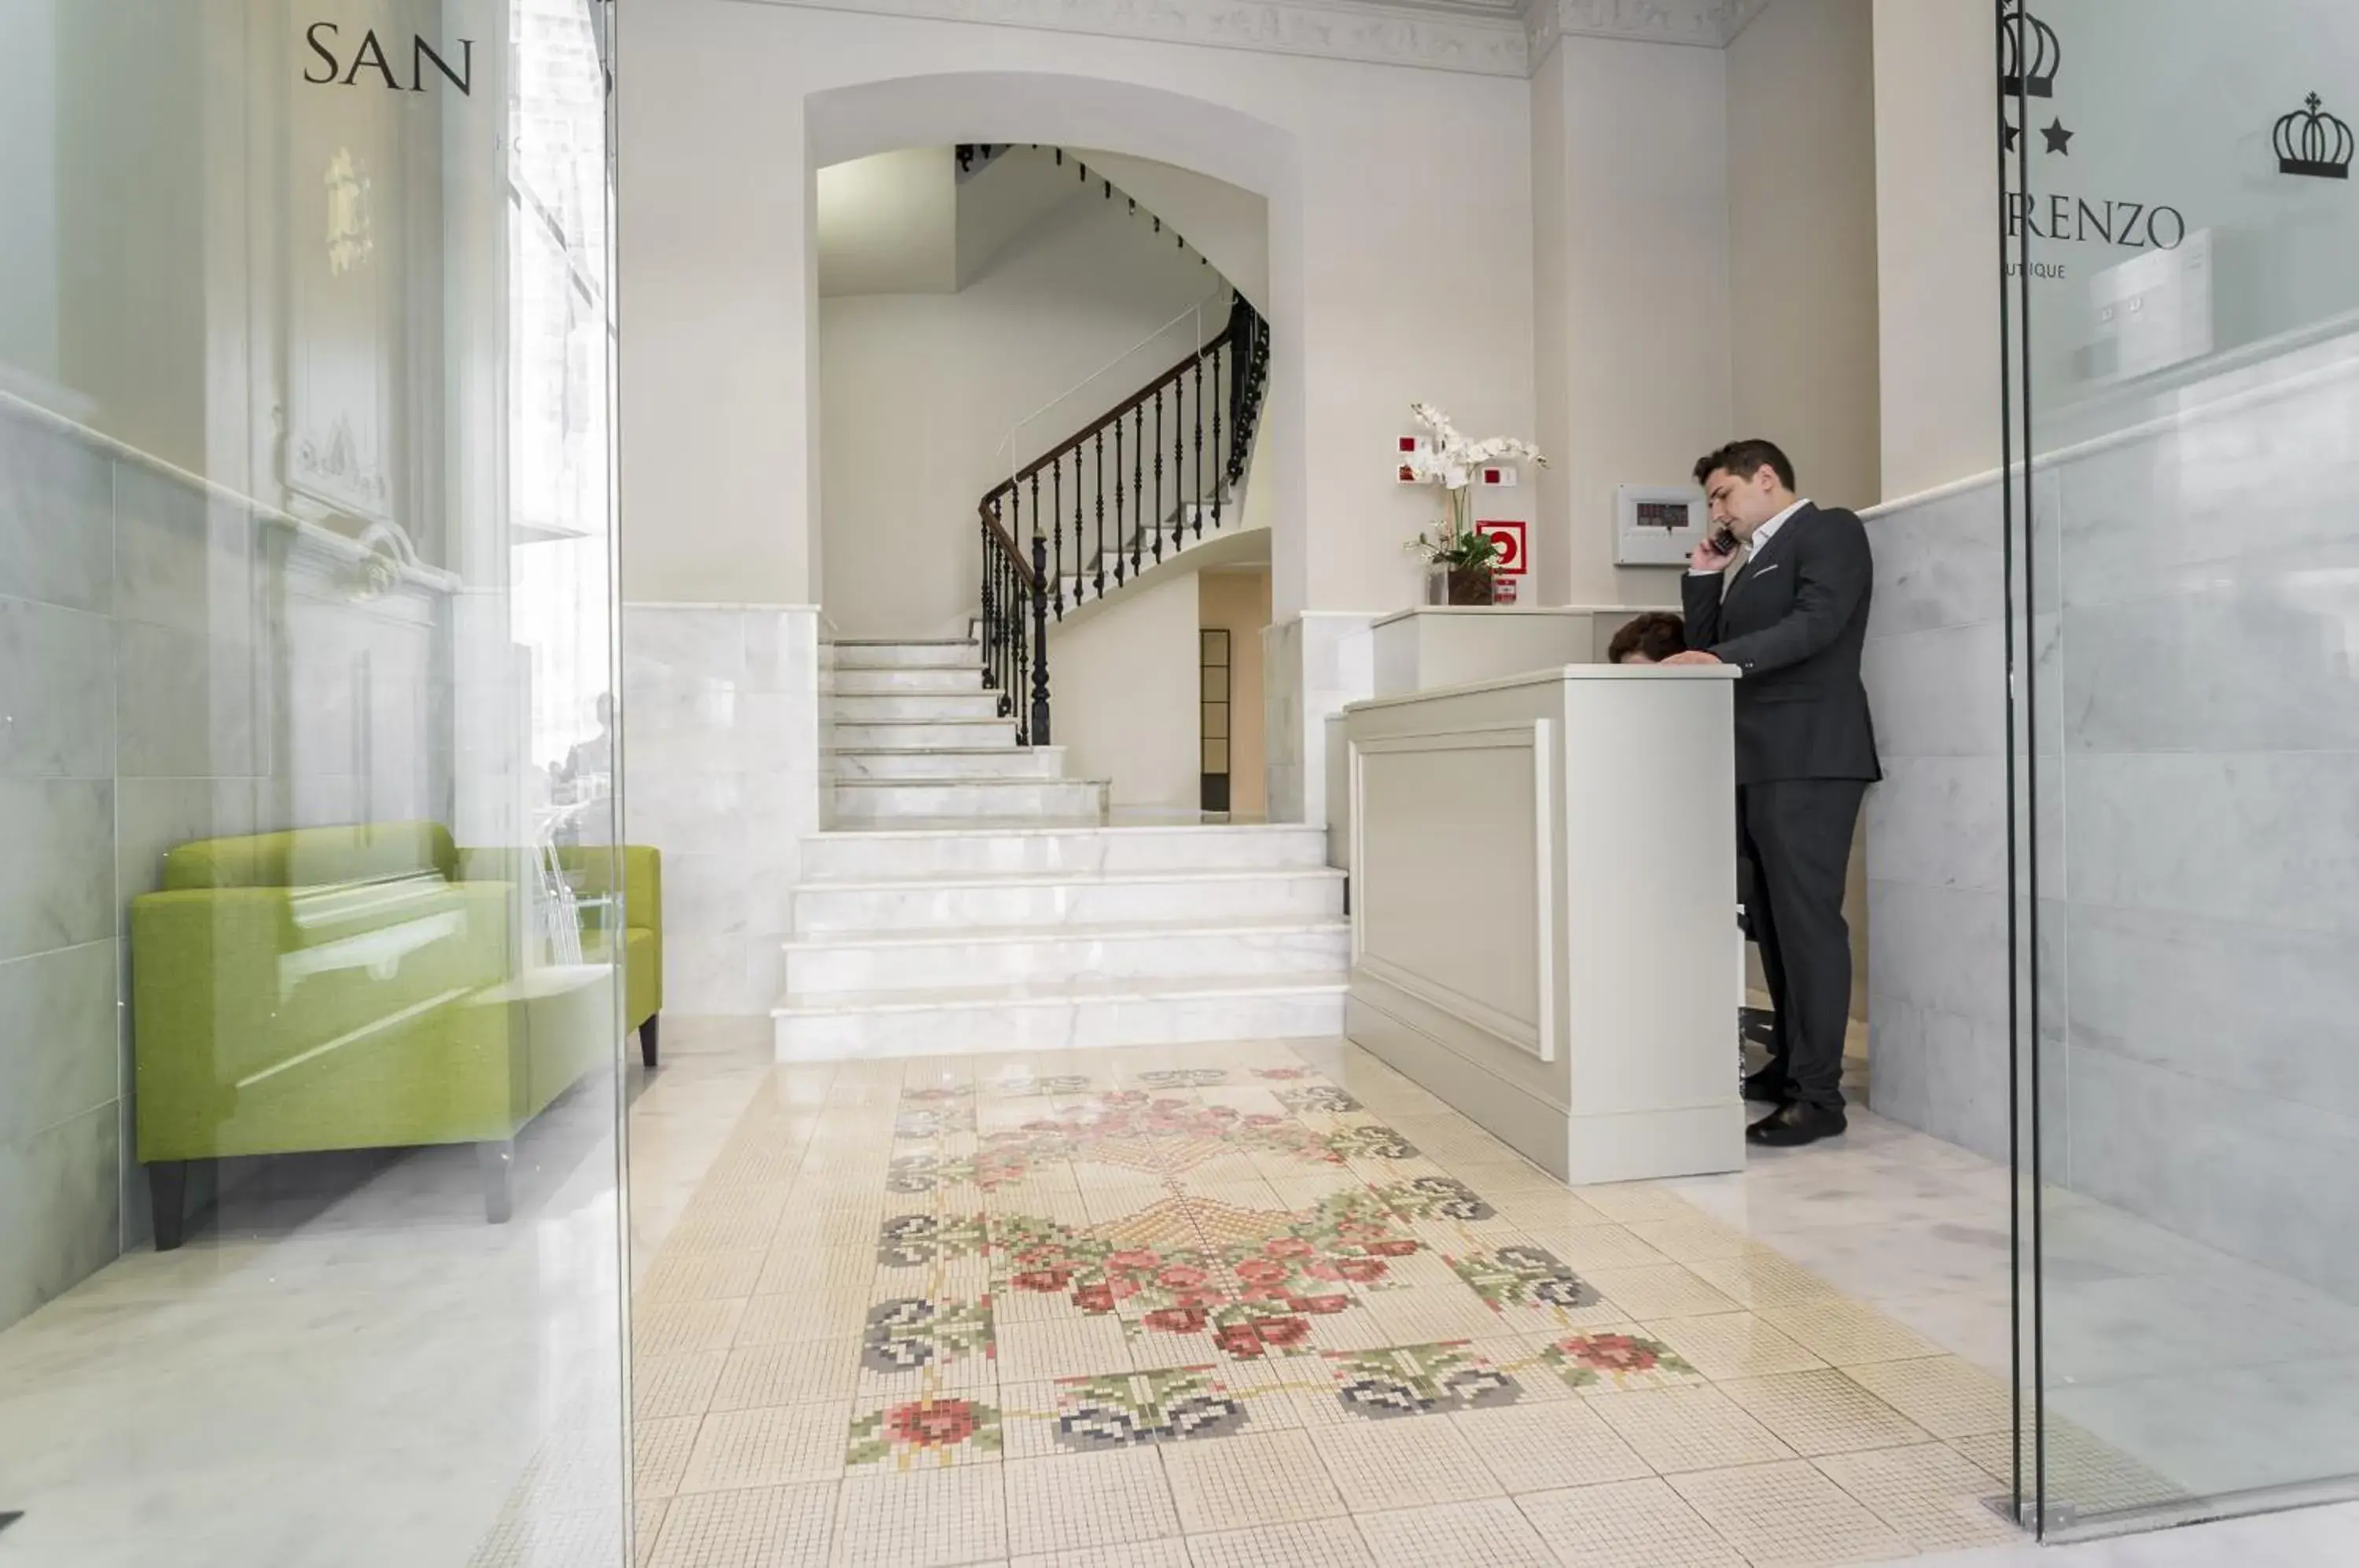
[480,1039,2149,1567]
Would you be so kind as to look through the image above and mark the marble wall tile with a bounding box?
[0,598,115,779]
[2057,580,2359,756]
[115,620,260,779]
[2063,1041,2359,1302]
[663,853,757,939]
[2063,900,2359,1121]
[1864,482,2004,639]
[626,607,747,690]
[0,779,114,963]
[0,942,118,1149]
[623,605,821,1015]
[112,468,255,636]
[1263,617,1304,823]
[1861,619,2008,760]
[115,778,261,907]
[1864,878,2011,1027]
[0,1104,123,1331]
[1864,756,2008,895]
[0,407,114,615]
[1863,991,2014,1166]
[2063,752,2359,933]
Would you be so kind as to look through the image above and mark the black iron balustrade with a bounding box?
[976,291,1270,746]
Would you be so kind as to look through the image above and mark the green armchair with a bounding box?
[130,823,664,1248]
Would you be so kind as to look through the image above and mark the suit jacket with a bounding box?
[1680,503,1882,786]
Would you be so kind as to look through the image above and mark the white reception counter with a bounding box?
[1341,664,1745,1185]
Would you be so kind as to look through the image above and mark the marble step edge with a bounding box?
[831,663,984,683]
[805,821,1326,846]
[792,865,1347,893]
[773,988,1349,1059]
[781,916,1350,954]
[829,723,1018,749]
[771,972,1351,1018]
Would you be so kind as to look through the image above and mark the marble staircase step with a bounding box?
[831,746,1067,782]
[831,639,979,670]
[781,918,1351,996]
[830,777,1112,823]
[772,973,1349,1060]
[800,823,1328,882]
[833,690,1003,723]
[831,718,1018,750]
[790,865,1345,936]
[832,665,984,696]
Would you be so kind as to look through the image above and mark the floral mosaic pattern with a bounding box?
[1450,1245,1603,1312]
[989,1192,1420,1361]
[1047,1367,1250,1450]
[847,1397,1003,1468]
[1375,1175,1496,1222]
[1538,1331,1696,1391]
[1325,1342,1521,1419]
[861,1297,995,1376]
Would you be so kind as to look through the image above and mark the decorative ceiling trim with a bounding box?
[1525,0,1773,60]
[727,0,1533,79]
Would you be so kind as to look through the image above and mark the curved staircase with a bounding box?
[773,151,1324,1062]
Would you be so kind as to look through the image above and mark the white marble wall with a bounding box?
[1264,611,1376,851]
[0,402,119,1332]
[1,399,457,1329]
[622,604,825,1016]
[1864,326,2359,1299]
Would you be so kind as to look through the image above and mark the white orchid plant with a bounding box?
[1401,402,1548,570]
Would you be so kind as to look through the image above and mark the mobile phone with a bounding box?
[1708,525,1740,556]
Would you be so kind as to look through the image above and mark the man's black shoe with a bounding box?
[1741,1069,1791,1105]
[1746,1102,1846,1147]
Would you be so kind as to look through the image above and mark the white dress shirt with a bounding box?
[1690,498,1812,576]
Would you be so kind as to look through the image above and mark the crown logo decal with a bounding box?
[2276,92,2353,180]
[2000,1,2059,99]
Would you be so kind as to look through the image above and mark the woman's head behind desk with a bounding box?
[1608,611,1687,666]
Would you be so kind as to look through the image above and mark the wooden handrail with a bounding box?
[978,499,1040,590]
[983,322,1240,509]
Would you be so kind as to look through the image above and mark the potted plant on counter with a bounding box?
[1401,402,1547,606]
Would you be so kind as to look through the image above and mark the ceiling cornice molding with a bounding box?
[728,0,1533,79]
[1525,0,1772,60]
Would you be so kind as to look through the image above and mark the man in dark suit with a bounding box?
[1662,440,1879,1147]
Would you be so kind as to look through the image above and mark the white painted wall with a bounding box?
[1079,149,1271,308]
[1873,0,2002,499]
[1532,34,1732,608]
[1047,565,1200,809]
[615,0,1536,622]
[1730,0,1882,1024]
[817,148,957,296]
[0,0,59,399]
[819,180,1215,640]
[1728,0,1881,511]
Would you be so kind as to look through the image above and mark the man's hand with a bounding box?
[1662,650,1722,667]
[1689,537,1737,574]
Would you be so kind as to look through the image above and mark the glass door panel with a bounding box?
[2001,0,2359,1537]
[0,2,629,1562]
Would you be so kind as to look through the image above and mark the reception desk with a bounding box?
[1341,664,1745,1184]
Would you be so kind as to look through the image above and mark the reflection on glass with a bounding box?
[0,2,628,1563]
[2001,0,2359,1540]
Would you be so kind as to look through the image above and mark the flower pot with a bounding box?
[1445,567,1494,606]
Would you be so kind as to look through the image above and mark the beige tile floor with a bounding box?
[510,1037,2087,1568]
[5,1024,2352,1567]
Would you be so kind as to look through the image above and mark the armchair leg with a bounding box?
[639,1014,660,1071]
[478,1139,514,1225]
[149,1161,190,1252]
